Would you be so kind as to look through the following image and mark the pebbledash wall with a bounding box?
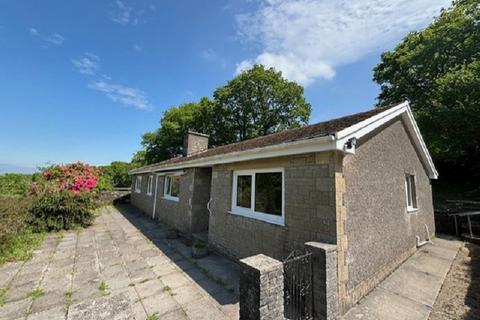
[338,117,435,312]
[208,152,340,261]
[130,167,211,237]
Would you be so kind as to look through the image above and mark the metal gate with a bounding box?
[283,251,313,320]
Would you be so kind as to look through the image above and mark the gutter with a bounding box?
[130,134,336,175]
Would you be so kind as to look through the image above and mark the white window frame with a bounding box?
[134,176,142,193]
[405,173,418,212]
[146,175,153,196]
[230,168,285,226]
[163,174,181,202]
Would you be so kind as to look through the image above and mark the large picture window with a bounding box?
[231,169,284,225]
[405,174,418,211]
[134,176,142,193]
[164,175,180,201]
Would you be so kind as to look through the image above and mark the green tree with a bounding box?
[214,64,311,141]
[99,161,134,188]
[373,0,480,176]
[139,65,311,164]
[140,98,227,164]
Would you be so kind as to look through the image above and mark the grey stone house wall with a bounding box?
[341,117,435,310]
[208,152,338,261]
[130,173,155,217]
[131,168,211,237]
[154,170,193,235]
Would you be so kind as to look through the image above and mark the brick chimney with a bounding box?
[183,130,209,156]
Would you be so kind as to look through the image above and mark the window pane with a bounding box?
[255,172,282,216]
[171,176,180,197]
[406,175,412,207]
[165,176,171,195]
[236,175,252,208]
[410,176,417,208]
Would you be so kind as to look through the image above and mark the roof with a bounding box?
[130,101,438,179]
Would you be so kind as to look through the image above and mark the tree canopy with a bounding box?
[373,0,480,177]
[137,65,311,164]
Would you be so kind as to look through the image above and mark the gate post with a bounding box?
[239,254,284,320]
[305,242,338,320]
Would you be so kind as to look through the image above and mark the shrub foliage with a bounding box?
[0,196,31,253]
[29,162,100,232]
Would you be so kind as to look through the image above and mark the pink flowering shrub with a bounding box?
[32,162,100,195]
[29,162,101,231]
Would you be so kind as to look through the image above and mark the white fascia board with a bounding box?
[335,101,409,140]
[132,135,336,174]
[335,101,438,179]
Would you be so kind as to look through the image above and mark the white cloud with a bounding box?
[236,0,451,86]
[110,0,155,25]
[133,44,143,52]
[29,27,65,46]
[112,0,133,25]
[88,80,152,110]
[72,53,100,75]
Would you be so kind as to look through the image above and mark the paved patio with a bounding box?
[0,205,239,320]
[342,237,461,320]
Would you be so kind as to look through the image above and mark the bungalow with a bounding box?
[129,101,438,313]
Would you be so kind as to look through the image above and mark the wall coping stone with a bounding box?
[305,241,337,253]
[240,254,283,272]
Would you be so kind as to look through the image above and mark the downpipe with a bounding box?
[416,224,433,248]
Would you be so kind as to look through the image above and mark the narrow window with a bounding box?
[405,174,418,211]
[236,175,252,208]
[134,176,142,193]
[164,175,180,201]
[231,169,284,225]
[146,175,153,196]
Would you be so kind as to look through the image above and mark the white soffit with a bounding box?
[335,101,438,179]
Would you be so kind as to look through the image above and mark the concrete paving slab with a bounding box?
[379,265,443,307]
[141,292,179,316]
[29,290,65,314]
[343,287,432,320]
[0,298,31,319]
[134,279,164,298]
[28,305,65,320]
[5,281,37,303]
[342,239,461,320]
[67,292,132,320]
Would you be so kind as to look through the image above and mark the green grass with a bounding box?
[0,287,7,306]
[65,290,73,307]
[0,229,45,266]
[98,280,110,296]
[162,285,175,296]
[146,312,159,320]
[29,288,44,299]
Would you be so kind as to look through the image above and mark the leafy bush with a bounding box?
[0,196,31,253]
[0,195,45,265]
[0,174,33,196]
[29,191,96,231]
[98,161,134,188]
[29,162,100,232]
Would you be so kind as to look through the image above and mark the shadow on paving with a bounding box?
[465,243,480,320]
[113,203,239,308]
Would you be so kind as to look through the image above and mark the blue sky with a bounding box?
[0,0,450,172]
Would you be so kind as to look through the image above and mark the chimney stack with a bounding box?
[183,130,209,156]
